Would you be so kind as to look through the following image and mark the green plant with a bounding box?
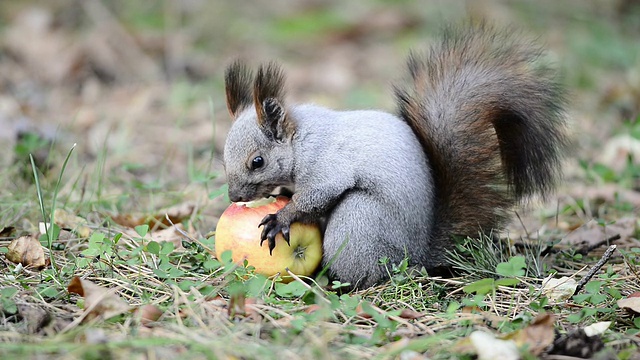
[447,234,543,280]
[30,143,76,275]
[567,280,618,324]
[0,287,18,315]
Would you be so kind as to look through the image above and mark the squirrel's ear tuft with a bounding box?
[225,60,254,118]
[254,62,293,141]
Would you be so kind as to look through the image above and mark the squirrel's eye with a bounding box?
[251,156,264,170]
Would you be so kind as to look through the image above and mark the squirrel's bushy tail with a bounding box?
[395,23,568,267]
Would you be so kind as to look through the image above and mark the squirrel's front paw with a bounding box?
[258,213,291,255]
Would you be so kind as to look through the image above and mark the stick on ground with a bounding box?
[573,244,617,296]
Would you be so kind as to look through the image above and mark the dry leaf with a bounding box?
[398,309,425,320]
[6,234,48,269]
[469,331,519,360]
[583,321,611,336]
[617,296,640,313]
[541,276,578,302]
[355,303,372,319]
[152,202,196,228]
[561,217,637,247]
[110,213,147,228]
[461,305,482,313]
[54,209,92,238]
[567,184,640,208]
[133,304,164,326]
[503,313,555,356]
[147,225,188,249]
[110,202,196,229]
[352,303,424,322]
[122,224,190,251]
[67,277,131,322]
[243,298,262,322]
[305,304,322,314]
[227,292,261,322]
[600,134,640,172]
[228,290,245,318]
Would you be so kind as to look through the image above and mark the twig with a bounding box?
[573,245,617,295]
[517,233,621,256]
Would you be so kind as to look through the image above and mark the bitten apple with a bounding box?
[215,196,322,280]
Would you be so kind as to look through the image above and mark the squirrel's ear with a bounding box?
[254,62,294,141]
[224,60,253,118]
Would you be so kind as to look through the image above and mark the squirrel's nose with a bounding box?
[229,194,245,203]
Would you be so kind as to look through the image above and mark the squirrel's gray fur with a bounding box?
[222,23,568,289]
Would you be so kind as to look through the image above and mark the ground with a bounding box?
[1,1,640,359]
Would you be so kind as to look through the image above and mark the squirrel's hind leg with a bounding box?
[322,192,416,289]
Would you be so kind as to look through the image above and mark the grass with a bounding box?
[1,1,640,359]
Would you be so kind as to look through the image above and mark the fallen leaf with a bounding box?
[561,217,636,248]
[469,331,519,360]
[54,209,92,238]
[503,313,555,356]
[541,276,578,302]
[243,298,262,322]
[617,296,640,313]
[399,309,425,320]
[110,213,147,228]
[152,202,196,228]
[227,290,245,318]
[67,277,131,322]
[583,321,611,336]
[122,224,190,251]
[6,234,48,269]
[110,202,196,229]
[226,291,261,322]
[461,305,482,313]
[133,304,164,326]
[304,304,322,314]
[600,134,640,172]
[355,303,372,319]
[567,184,640,208]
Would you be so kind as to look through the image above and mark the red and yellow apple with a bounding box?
[215,196,323,281]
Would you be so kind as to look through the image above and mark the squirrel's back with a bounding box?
[394,23,568,267]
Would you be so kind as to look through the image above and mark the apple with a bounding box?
[215,196,323,281]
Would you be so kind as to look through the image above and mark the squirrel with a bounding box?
[221,23,568,289]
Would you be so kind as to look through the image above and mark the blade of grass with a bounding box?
[30,143,77,275]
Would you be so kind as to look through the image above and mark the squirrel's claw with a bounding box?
[258,214,277,228]
[281,227,291,246]
[258,213,291,255]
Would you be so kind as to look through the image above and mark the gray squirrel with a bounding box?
[221,23,568,288]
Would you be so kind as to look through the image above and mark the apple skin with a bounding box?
[215,196,323,281]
